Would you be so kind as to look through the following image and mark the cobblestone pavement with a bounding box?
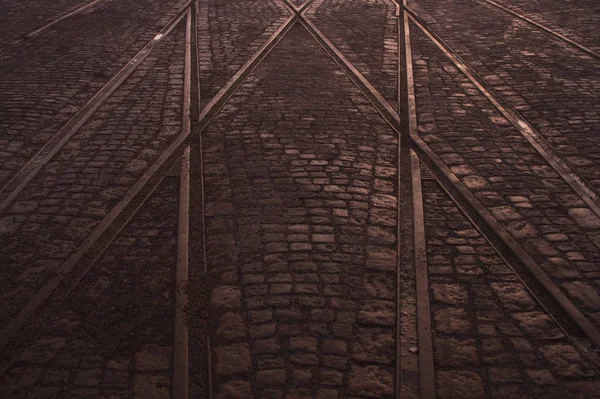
[410,0,600,193]
[0,0,186,187]
[200,23,398,398]
[307,0,398,107]
[197,0,289,108]
[0,21,185,327]
[410,23,600,334]
[1,0,600,398]
[0,177,178,398]
[0,0,102,45]
[421,175,599,398]
[491,0,600,52]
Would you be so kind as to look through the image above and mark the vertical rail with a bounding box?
[411,150,436,399]
[174,9,193,399]
[174,146,191,399]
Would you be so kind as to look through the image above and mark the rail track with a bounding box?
[1,0,600,397]
[0,0,109,56]
[477,0,600,60]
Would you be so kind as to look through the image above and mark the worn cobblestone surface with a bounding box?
[201,23,398,398]
[411,23,600,331]
[308,0,398,107]
[410,0,600,194]
[0,22,185,329]
[491,0,600,52]
[0,176,178,399]
[0,0,186,187]
[422,175,599,398]
[197,0,289,108]
[0,0,103,45]
[2,0,600,397]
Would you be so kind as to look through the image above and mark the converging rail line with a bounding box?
[1,0,600,397]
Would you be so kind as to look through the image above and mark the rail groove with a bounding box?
[410,150,436,399]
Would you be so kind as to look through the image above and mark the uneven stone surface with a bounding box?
[422,176,598,398]
[0,177,178,398]
[197,0,289,108]
[0,0,98,45]
[200,23,398,398]
[0,22,186,328]
[411,0,600,192]
[308,0,398,107]
[0,0,187,186]
[2,0,600,397]
[411,21,600,333]
[491,0,600,52]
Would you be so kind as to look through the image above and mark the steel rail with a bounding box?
[479,0,600,61]
[0,0,192,212]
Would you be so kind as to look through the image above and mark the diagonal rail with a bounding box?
[404,5,600,220]
[0,0,192,212]
[478,0,600,61]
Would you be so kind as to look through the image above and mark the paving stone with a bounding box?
[540,345,596,377]
[348,365,393,398]
[431,283,468,306]
[133,375,169,399]
[436,370,484,399]
[214,344,252,375]
[217,313,247,340]
[352,328,394,364]
[435,338,479,367]
[135,345,171,372]
[433,308,471,335]
[256,369,287,386]
[216,381,252,399]
[512,312,565,340]
[211,286,242,309]
[358,301,395,326]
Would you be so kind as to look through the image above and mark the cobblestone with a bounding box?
[0,0,187,187]
[491,0,600,52]
[3,0,600,397]
[197,0,289,108]
[308,0,398,107]
[0,23,186,328]
[411,22,600,331]
[411,0,600,192]
[200,23,398,398]
[0,177,178,398]
[422,175,599,398]
[0,0,98,45]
